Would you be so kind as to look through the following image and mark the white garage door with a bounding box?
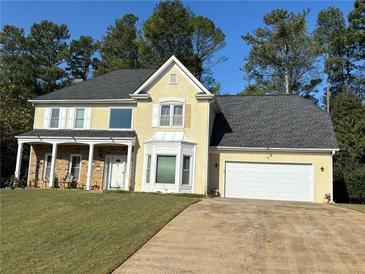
[225,162,314,202]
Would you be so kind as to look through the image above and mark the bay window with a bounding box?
[156,156,176,184]
[146,155,151,184]
[182,156,191,186]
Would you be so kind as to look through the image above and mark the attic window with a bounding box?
[169,74,178,85]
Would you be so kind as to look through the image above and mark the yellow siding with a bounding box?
[209,150,333,203]
[133,64,210,194]
[91,107,109,130]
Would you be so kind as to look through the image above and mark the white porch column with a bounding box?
[125,144,132,191]
[86,143,94,191]
[49,143,58,188]
[14,141,24,179]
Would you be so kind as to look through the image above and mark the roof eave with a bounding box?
[129,93,151,100]
[209,146,340,153]
[28,98,136,104]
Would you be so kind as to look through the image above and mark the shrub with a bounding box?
[345,167,365,204]
[6,176,27,189]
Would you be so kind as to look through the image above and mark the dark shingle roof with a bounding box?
[17,129,135,138]
[210,95,338,149]
[32,69,156,100]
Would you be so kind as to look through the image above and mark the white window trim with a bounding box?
[158,103,184,128]
[142,142,196,193]
[43,153,52,180]
[69,154,82,182]
[169,73,178,85]
[108,107,134,131]
[181,155,192,187]
[49,107,61,129]
[74,108,86,129]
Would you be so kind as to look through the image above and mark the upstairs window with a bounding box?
[74,108,85,129]
[50,108,60,128]
[169,73,178,84]
[159,104,183,127]
[109,108,132,129]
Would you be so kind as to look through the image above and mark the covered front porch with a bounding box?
[15,130,135,191]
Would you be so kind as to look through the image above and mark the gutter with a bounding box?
[210,146,340,153]
[28,99,136,104]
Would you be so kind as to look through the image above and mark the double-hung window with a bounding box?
[74,108,85,129]
[159,104,183,127]
[109,108,132,129]
[50,108,60,128]
[182,156,191,186]
[69,155,81,180]
[44,154,52,180]
[145,155,152,184]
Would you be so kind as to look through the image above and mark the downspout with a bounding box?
[205,100,213,195]
[331,150,336,203]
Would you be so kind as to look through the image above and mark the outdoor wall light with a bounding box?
[215,163,218,168]
[320,166,325,172]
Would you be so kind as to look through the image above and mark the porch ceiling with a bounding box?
[16,129,135,145]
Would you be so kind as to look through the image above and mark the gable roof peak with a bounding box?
[132,55,212,95]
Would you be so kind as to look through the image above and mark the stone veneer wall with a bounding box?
[28,144,127,189]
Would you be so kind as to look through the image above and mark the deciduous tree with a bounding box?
[191,16,225,92]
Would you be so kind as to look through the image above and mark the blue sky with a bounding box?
[1,0,355,94]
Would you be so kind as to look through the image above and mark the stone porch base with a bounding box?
[28,144,127,189]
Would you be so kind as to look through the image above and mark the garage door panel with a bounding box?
[225,162,314,202]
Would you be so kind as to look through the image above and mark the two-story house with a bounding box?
[15,56,339,202]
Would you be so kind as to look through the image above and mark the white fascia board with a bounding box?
[129,94,150,100]
[132,55,212,95]
[210,146,340,153]
[195,94,215,100]
[28,99,136,105]
[16,136,135,145]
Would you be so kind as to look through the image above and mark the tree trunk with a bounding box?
[284,68,289,94]
[326,78,330,113]
[283,43,289,94]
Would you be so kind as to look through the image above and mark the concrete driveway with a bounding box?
[115,198,365,274]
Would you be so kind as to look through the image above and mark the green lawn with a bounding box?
[335,203,365,214]
[0,189,199,274]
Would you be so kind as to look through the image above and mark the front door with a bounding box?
[105,155,127,189]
